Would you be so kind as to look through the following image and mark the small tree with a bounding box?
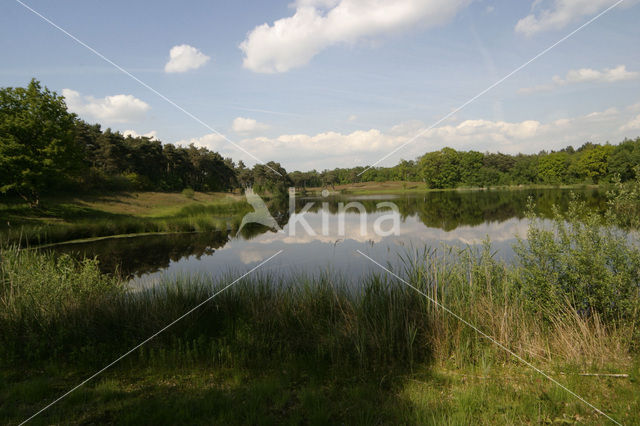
[0,79,83,206]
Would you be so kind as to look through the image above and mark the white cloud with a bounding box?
[62,89,150,123]
[253,215,530,246]
[348,114,358,122]
[176,103,640,171]
[164,44,210,73]
[237,249,271,264]
[240,0,471,73]
[123,129,158,140]
[518,65,638,94]
[586,107,618,119]
[515,0,627,36]
[620,114,640,132]
[231,117,270,134]
[564,65,638,83]
[178,133,227,151]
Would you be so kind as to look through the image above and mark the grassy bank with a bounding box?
[0,191,251,246]
[305,180,601,195]
[3,356,638,425]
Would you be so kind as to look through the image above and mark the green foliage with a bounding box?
[458,150,484,186]
[288,139,640,190]
[607,166,640,230]
[0,248,121,315]
[571,143,614,183]
[0,79,83,205]
[82,129,237,193]
[250,161,293,194]
[419,147,461,188]
[3,79,640,201]
[515,196,640,321]
[0,80,240,198]
[0,247,123,360]
[608,138,640,180]
[123,172,153,191]
[537,151,569,184]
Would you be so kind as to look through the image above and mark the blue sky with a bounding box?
[1,0,640,171]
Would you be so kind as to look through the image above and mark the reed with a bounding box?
[1,236,636,371]
[1,234,638,424]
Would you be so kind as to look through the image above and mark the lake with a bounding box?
[51,188,605,287]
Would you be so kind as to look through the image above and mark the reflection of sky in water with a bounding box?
[133,210,531,288]
[47,188,602,288]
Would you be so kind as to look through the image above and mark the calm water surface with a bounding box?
[52,188,605,286]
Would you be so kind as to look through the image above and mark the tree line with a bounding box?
[0,80,291,205]
[289,140,640,189]
[1,79,639,205]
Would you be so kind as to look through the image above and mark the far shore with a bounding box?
[300,180,601,195]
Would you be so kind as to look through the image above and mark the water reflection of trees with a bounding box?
[53,189,605,277]
[235,194,291,240]
[52,196,290,276]
[51,231,231,277]
[294,189,605,232]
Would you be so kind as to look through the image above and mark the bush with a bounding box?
[515,196,640,321]
[124,172,153,191]
[182,187,195,199]
[607,166,640,230]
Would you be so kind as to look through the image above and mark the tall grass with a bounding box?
[0,253,433,371]
[401,183,640,365]
[399,241,638,368]
[1,184,639,373]
[1,238,637,373]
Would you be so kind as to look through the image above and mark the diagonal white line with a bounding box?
[356,249,621,425]
[357,0,626,176]
[20,249,284,425]
[14,0,282,176]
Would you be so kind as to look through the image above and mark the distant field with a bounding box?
[304,181,600,195]
[307,180,425,192]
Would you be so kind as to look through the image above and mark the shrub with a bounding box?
[515,196,640,321]
[607,166,640,230]
[181,187,195,199]
[124,172,153,191]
